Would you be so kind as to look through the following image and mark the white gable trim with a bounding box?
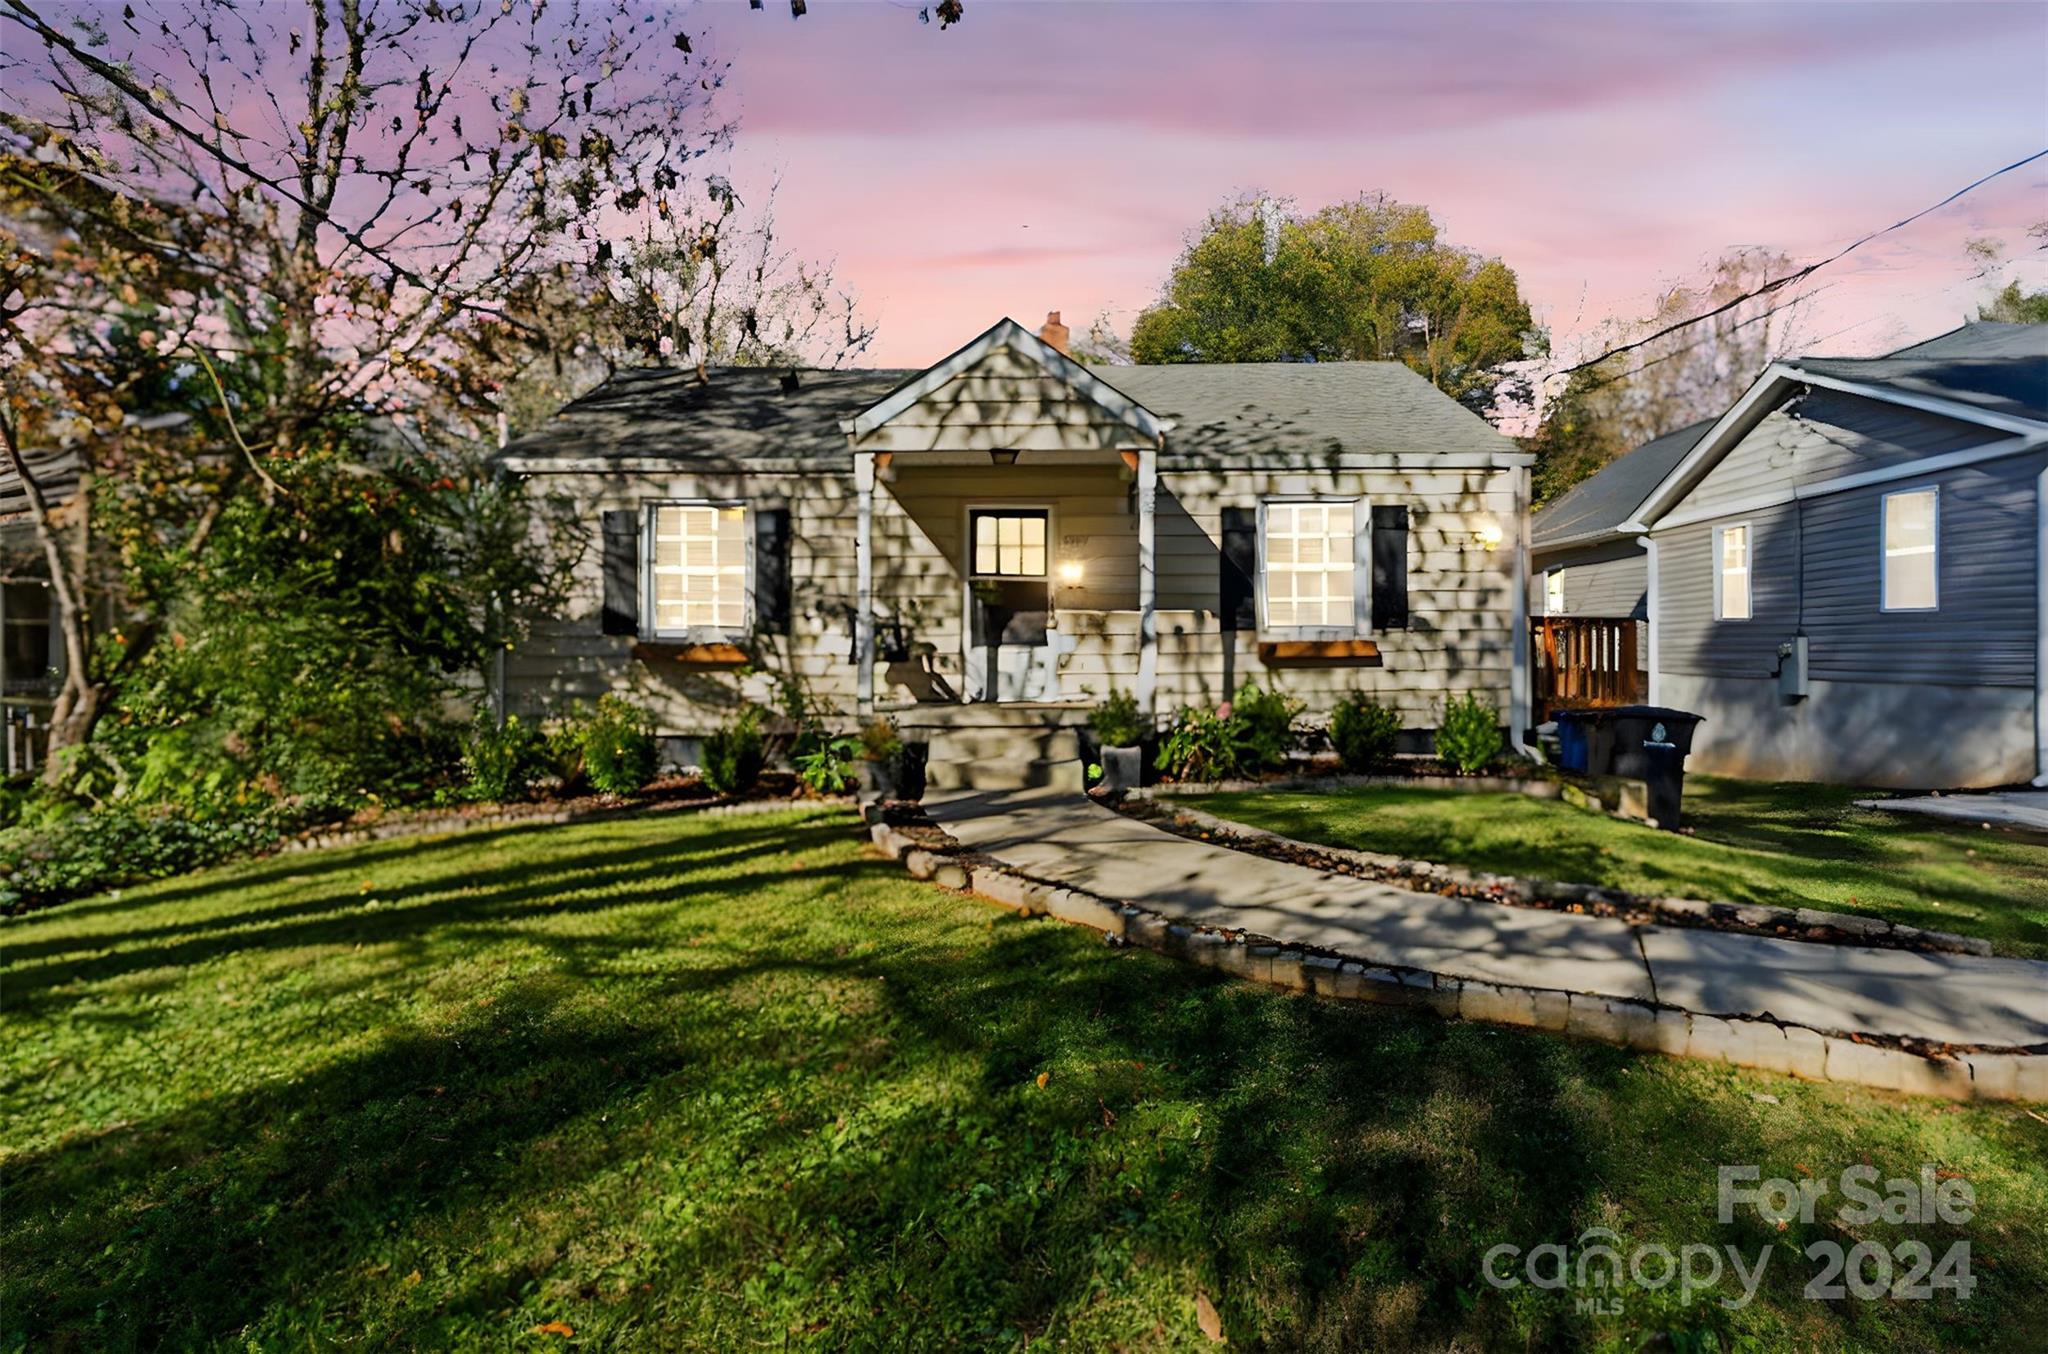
[1621,362,2046,533]
[841,317,1171,443]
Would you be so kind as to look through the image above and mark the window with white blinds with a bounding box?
[1881,488,1938,611]
[1714,522,1751,621]
[1262,501,1356,629]
[649,503,748,633]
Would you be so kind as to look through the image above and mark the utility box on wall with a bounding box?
[1776,635,1809,702]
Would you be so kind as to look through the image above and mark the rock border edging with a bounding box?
[1138,798,1994,959]
[861,806,2043,1103]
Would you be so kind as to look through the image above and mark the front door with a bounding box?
[964,508,1053,702]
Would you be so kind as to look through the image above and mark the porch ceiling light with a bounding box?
[1058,560,1085,587]
[989,449,1020,466]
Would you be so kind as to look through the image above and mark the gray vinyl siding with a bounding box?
[1801,452,2041,687]
[1654,449,2042,690]
[1655,502,1800,679]
[1664,389,2005,519]
[1531,542,1646,619]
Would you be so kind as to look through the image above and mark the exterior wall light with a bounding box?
[1475,522,1504,552]
[1058,560,1086,586]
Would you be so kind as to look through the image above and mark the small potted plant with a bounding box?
[1087,688,1146,792]
[857,716,905,799]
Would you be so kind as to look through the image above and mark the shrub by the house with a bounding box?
[1329,693,1401,773]
[1155,681,1303,782]
[460,712,549,802]
[701,705,766,796]
[571,695,661,797]
[1435,692,1505,774]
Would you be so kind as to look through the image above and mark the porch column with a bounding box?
[1136,443,1158,720]
[1640,534,1661,708]
[1508,461,1530,752]
[855,450,876,717]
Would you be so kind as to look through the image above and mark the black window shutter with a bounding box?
[754,506,792,634]
[1370,504,1409,630]
[1220,507,1258,630]
[600,508,639,636]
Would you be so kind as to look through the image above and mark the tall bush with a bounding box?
[701,705,766,796]
[1435,692,1505,774]
[572,696,660,797]
[461,712,548,803]
[1329,693,1401,773]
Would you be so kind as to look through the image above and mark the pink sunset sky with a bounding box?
[695,0,2048,371]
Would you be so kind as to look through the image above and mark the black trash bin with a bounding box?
[1603,706,1704,829]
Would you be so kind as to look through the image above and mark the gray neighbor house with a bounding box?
[1535,321,2048,789]
[496,314,1536,771]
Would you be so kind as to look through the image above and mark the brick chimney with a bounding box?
[1038,310,1070,355]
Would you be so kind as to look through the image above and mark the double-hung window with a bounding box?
[1881,488,1938,612]
[648,502,749,635]
[1262,500,1356,630]
[1714,523,1751,621]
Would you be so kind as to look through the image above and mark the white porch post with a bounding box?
[1641,534,1661,708]
[1136,443,1159,720]
[855,451,876,718]
[1508,462,1531,752]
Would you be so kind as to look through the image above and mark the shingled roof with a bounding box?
[1532,419,1716,551]
[1791,321,2048,425]
[499,356,1522,471]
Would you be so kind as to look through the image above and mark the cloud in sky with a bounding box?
[695,0,2047,372]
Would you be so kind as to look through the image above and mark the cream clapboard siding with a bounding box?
[508,342,1525,736]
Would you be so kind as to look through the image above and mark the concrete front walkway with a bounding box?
[926,788,2048,1050]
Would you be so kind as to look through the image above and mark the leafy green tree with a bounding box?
[1130,194,1538,415]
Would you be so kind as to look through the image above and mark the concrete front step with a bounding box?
[924,726,1082,764]
[924,757,1085,793]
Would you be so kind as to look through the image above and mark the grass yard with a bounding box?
[1195,777,2048,960]
[4,806,2046,1350]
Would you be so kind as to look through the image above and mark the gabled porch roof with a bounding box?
[841,317,1172,452]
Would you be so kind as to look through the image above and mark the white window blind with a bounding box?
[651,504,748,632]
[1882,489,1938,611]
[1716,524,1751,621]
[1263,501,1355,629]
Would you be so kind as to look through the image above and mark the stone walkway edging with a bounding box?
[279,794,853,855]
[861,809,2044,1103]
[1151,800,1995,959]
[1129,773,1560,799]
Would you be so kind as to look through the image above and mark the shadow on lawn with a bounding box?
[1,815,851,1008]
[5,811,2022,1348]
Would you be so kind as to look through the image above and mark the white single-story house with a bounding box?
[495,315,1536,755]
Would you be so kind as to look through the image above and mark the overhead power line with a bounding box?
[1560,146,2048,377]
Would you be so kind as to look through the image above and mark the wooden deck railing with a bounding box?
[1532,617,1645,723]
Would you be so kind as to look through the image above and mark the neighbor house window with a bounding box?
[1263,500,1355,629]
[1544,570,1565,616]
[1714,523,1751,621]
[1882,488,1939,612]
[648,503,748,633]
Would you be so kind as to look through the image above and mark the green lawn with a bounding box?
[4,807,2045,1350]
[1194,777,2048,959]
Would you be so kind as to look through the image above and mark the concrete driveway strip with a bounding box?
[925,787,2048,1048]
